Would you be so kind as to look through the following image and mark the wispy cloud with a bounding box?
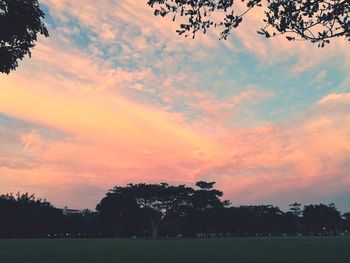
[0,0,349,210]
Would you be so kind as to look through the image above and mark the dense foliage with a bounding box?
[0,193,98,238]
[0,0,48,74]
[1,0,348,74]
[147,0,350,47]
[0,183,349,238]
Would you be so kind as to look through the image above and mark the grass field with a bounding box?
[0,237,349,263]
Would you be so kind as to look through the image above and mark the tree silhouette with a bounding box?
[96,186,145,237]
[0,0,48,74]
[0,192,61,238]
[302,203,342,235]
[343,211,350,232]
[187,181,229,236]
[147,0,350,47]
[1,186,349,238]
[97,183,194,238]
[129,183,194,238]
[289,202,302,216]
[287,202,302,234]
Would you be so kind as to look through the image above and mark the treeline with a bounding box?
[0,182,349,239]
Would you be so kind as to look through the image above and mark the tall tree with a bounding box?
[302,203,342,235]
[129,183,193,238]
[0,0,48,74]
[343,211,350,232]
[289,202,302,217]
[97,183,194,238]
[0,192,61,238]
[187,181,229,235]
[288,202,302,234]
[96,186,144,237]
[147,0,350,47]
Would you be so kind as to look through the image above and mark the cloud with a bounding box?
[2,55,349,209]
[318,93,350,105]
[198,94,350,207]
[21,130,44,153]
[0,0,349,211]
[0,34,228,208]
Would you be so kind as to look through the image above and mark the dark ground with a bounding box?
[0,237,349,263]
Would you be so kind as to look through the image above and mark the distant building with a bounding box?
[61,206,84,216]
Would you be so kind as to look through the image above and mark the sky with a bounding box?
[0,0,350,211]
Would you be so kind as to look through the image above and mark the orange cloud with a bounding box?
[1,33,349,208]
[0,0,349,210]
[0,36,230,207]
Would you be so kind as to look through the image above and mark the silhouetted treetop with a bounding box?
[196,181,216,190]
[147,0,350,47]
[289,202,302,216]
[1,192,52,207]
[2,186,350,238]
[0,0,48,74]
[97,183,195,238]
[302,203,342,234]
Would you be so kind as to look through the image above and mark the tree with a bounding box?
[0,192,62,238]
[287,202,302,234]
[96,186,144,237]
[186,181,229,236]
[343,211,350,232]
[97,183,194,239]
[192,181,228,210]
[302,203,342,235]
[0,0,48,74]
[289,202,302,217]
[129,183,194,238]
[147,0,350,47]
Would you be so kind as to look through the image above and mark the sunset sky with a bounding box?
[0,0,349,211]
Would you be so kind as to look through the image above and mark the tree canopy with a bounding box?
[1,185,350,238]
[1,1,348,75]
[0,192,62,237]
[147,0,350,47]
[96,182,231,238]
[302,203,342,234]
[0,0,48,74]
[97,183,195,238]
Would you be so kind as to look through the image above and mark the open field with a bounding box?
[0,237,349,263]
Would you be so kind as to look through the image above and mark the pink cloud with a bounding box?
[0,0,349,210]
[318,93,350,105]
[0,36,228,207]
[199,95,350,206]
[41,0,350,74]
[2,51,349,208]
